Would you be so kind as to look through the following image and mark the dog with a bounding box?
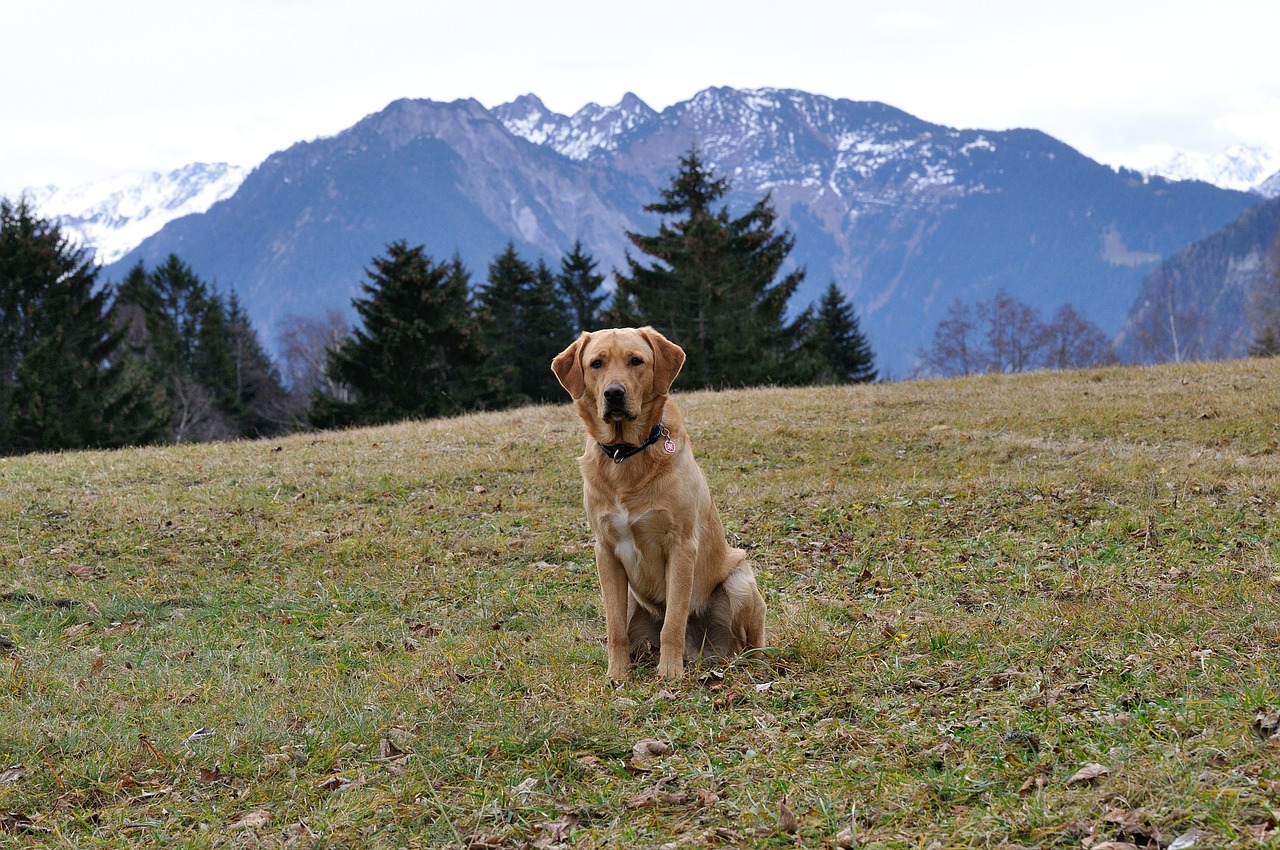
[551,326,766,680]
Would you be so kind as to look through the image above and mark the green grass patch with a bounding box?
[3,362,1280,847]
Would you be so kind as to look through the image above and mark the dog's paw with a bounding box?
[656,656,685,680]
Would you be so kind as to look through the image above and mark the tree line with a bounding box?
[0,198,292,455]
[0,150,876,456]
[916,291,1118,377]
[308,150,875,427]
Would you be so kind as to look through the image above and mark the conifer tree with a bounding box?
[227,292,291,435]
[114,255,245,442]
[0,198,161,454]
[599,289,643,328]
[613,148,805,389]
[804,282,877,383]
[556,241,608,334]
[475,243,574,406]
[316,242,485,427]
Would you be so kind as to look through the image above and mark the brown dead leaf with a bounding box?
[1253,710,1280,740]
[1065,762,1111,785]
[629,739,670,770]
[535,813,580,846]
[699,668,726,689]
[263,749,306,772]
[0,765,23,783]
[316,771,364,793]
[1089,843,1140,850]
[230,810,272,830]
[0,812,41,833]
[196,767,225,784]
[61,622,92,639]
[778,797,799,834]
[574,752,603,770]
[1018,774,1048,795]
[1104,806,1161,845]
[65,564,98,580]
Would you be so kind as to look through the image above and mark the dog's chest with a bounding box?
[601,504,658,575]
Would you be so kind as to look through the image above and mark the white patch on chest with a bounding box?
[608,507,647,572]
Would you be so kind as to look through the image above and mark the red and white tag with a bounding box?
[664,439,677,454]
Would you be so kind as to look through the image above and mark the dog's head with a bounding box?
[551,327,685,438]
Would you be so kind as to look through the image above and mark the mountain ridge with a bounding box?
[44,87,1263,375]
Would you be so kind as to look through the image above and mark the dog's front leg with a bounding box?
[657,543,696,679]
[595,542,631,680]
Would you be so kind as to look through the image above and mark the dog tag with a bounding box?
[664,439,676,454]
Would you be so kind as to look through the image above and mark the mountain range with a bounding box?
[1137,144,1280,195]
[18,87,1274,377]
[23,163,246,265]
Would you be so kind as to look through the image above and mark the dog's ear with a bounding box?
[640,327,685,396]
[551,332,590,400]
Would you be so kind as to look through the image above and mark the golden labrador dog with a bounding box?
[551,326,766,680]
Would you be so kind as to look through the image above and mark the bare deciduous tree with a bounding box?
[277,309,352,399]
[1125,267,1210,364]
[1042,303,1118,370]
[980,289,1048,374]
[918,299,981,378]
[918,291,1115,377]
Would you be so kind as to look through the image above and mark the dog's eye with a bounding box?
[629,357,644,367]
[589,359,603,369]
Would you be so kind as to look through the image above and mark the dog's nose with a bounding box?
[603,383,626,403]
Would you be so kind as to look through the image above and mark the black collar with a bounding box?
[598,422,664,464]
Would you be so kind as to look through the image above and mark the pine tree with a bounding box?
[316,242,485,427]
[227,292,291,435]
[0,198,161,454]
[600,289,643,328]
[613,148,805,389]
[805,283,877,383]
[114,255,241,442]
[475,243,574,407]
[556,241,608,334]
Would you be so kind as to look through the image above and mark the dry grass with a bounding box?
[3,359,1280,848]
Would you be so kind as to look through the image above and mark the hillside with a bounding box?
[3,360,1280,846]
[1116,195,1280,363]
[103,87,1261,376]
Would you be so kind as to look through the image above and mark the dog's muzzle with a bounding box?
[603,383,630,420]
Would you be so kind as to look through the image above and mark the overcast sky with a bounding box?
[3,0,1278,196]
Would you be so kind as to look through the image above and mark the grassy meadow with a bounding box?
[2,359,1280,848]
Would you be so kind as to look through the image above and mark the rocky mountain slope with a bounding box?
[1115,195,1280,363]
[25,163,246,264]
[102,88,1262,375]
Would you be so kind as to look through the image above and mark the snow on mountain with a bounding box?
[1138,144,1280,196]
[24,162,247,264]
[494,92,658,161]
[1257,169,1280,199]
